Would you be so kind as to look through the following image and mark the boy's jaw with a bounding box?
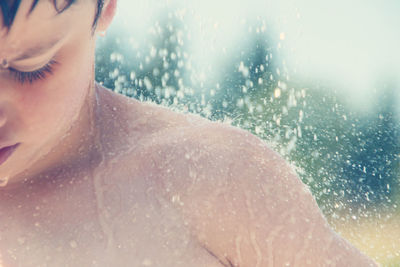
[0,81,102,191]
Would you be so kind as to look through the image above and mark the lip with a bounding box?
[0,143,20,166]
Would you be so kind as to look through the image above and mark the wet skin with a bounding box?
[0,85,378,266]
[0,0,378,266]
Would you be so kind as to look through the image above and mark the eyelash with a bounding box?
[9,60,58,85]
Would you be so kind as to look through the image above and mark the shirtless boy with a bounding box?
[0,0,378,266]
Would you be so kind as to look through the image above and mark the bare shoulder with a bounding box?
[133,103,307,202]
[129,103,377,266]
[101,88,376,266]
[108,88,318,218]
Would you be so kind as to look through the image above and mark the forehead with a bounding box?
[0,1,64,55]
[0,0,90,59]
[0,0,75,28]
[1,0,49,31]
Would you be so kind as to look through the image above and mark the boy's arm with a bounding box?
[161,124,378,266]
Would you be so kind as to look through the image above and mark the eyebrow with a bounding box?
[12,37,62,61]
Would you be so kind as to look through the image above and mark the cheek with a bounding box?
[18,39,95,140]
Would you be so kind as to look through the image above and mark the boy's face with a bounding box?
[0,0,99,184]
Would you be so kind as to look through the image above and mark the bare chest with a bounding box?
[0,159,222,267]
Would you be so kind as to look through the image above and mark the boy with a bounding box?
[0,0,378,266]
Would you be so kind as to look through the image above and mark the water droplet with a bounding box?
[17,237,26,245]
[274,88,281,98]
[70,240,78,248]
[0,176,9,187]
[142,258,153,266]
[171,194,180,203]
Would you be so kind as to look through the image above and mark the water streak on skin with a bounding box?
[266,225,284,267]
[91,86,116,261]
[324,234,338,264]
[293,221,315,265]
[261,179,304,266]
[250,231,262,267]
[235,235,243,265]
[244,191,256,220]
[325,234,335,254]
[244,189,263,266]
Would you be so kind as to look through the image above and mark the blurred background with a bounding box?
[95,0,400,265]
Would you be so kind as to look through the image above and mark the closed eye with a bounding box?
[9,60,58,85]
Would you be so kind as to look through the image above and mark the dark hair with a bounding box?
[0,0,104,31]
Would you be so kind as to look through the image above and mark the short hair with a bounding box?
[0,0,104,31]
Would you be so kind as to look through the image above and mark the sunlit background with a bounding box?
[95,0,400,265]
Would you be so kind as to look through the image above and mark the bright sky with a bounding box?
[113,0,400,109]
